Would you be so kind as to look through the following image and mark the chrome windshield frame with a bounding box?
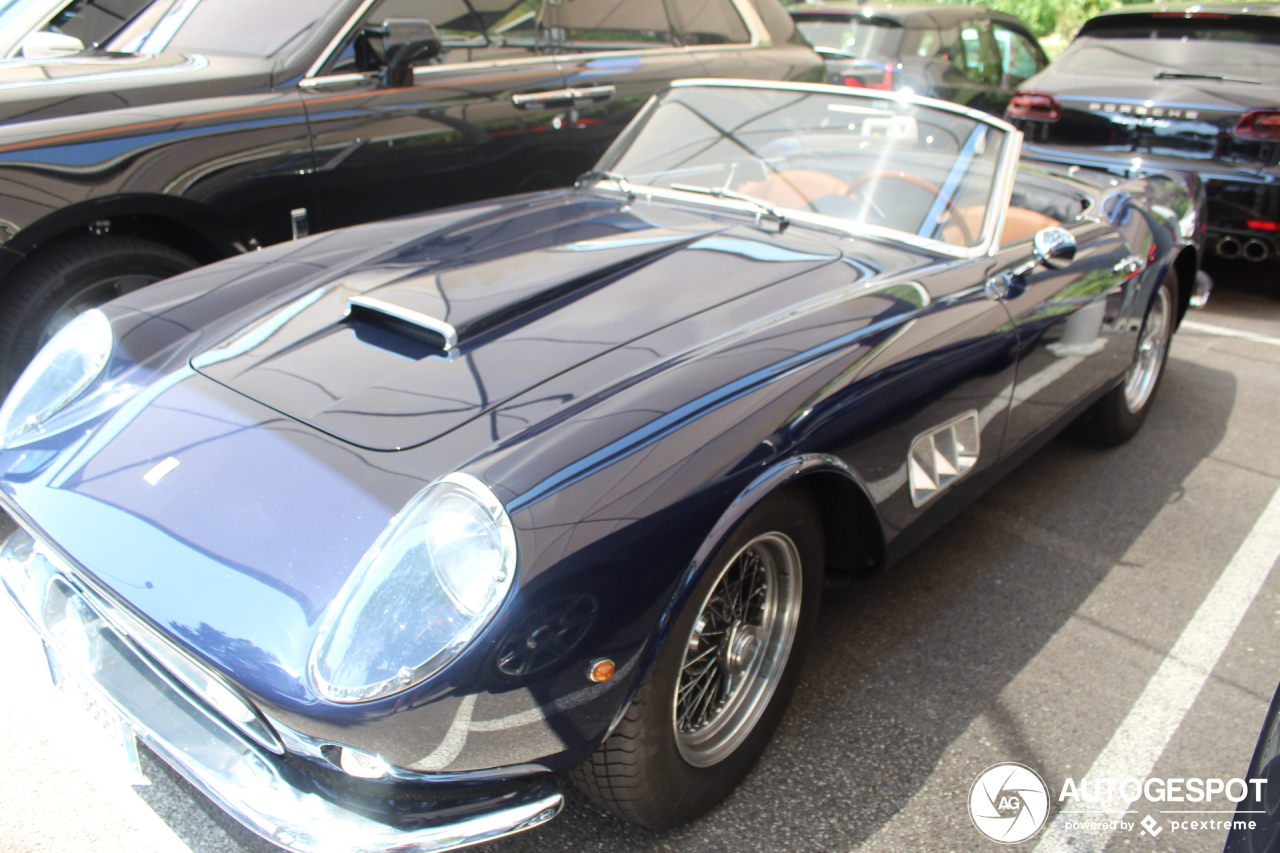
[594,79,1024,260]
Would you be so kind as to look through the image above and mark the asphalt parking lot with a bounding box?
[2,259,1278,853]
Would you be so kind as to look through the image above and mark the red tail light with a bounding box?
[1246,219,1280,232]
[841,62,894,91]
[1007,92,1061,122]
[1233,110,1280,141]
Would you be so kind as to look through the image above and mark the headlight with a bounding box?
[0,309,112,447]
[309,473,517,703]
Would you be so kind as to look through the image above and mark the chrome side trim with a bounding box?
[347,295,458,350]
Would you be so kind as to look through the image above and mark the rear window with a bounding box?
[1078,12,1280,45]
[791,13,902,58]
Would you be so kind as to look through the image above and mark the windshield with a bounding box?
[104,0,338,57]
[601,85,1009,248]
[791,12,902,57]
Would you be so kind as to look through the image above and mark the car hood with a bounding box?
[0,51,271,125]
[192,196,843,451]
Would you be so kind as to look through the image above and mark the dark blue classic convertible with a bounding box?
[0,80,1202,852]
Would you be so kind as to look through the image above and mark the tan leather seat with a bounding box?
[941,205,1062,247]
[735,169,849,209]
[1000,206,1061,245]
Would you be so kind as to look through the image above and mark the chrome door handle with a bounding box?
[511,85,616,109]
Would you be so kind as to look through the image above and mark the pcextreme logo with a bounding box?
[967,763,1267,844]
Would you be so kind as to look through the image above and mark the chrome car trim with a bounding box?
[907,410,981,508]
[1,520,564,853]
[304,0,377,80]
[628,185,966,258]
[347,295,458,350]
[0,511,284,754]
[512,84,615,108]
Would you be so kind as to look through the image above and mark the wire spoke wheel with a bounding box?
[673,531,802,768]
[1122,284,1170,413]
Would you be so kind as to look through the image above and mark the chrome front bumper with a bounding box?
[0,526,562,853]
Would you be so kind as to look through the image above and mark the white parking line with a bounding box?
[1033,483,1280,853]
[1181,320,1280,348]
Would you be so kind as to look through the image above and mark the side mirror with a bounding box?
[18,31,86,59]
[1032,226,1077,270]
[367,18,441,87]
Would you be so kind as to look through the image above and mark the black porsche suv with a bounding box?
[0,0,821,382]
[1004,3,1280,268]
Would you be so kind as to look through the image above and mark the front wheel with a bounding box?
[1077,270,1177,446]
[0,235,196,389]
[570,487,823,829]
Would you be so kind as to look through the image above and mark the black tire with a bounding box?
[570,486,824,829]
[0,234,196,388]
[1077,269,1178,446]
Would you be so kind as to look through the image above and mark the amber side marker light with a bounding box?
[588,658,615,683]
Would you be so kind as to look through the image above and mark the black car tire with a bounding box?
[1078,270,1178,446]
[570,486,824,829]
[0,235,196,387]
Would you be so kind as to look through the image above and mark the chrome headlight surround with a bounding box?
[0,309,113,448]
[309,473,517,704]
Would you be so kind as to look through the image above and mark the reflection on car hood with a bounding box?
[193,196,843,451]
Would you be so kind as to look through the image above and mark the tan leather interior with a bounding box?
[731,169,1063,247]
[1000,206,1061,246]
[735,169,849,209]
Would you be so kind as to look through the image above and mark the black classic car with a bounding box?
[0,79,1203,851]
[0,0,821,384]
[789,3,1048,115]
[1004,3,1280,268]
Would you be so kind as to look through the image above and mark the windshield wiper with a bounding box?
[1155,70,1260,84]
[670,184,789,230]
[577,168,634,198]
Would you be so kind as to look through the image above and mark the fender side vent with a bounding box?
[908,410,980,508]
[347,296,458,352]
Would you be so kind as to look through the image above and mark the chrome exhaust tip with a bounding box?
[1216,236,1242,259]
[1243,238,1271,263]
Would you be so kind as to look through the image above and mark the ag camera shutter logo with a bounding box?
[969,762,1050,844]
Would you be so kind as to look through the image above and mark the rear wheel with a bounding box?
[1077,270,1177,446]
[0,235,196,388]
[570,487,823,829]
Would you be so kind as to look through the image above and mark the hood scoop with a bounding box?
[346,296,458,352]
[192,222,737,450]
